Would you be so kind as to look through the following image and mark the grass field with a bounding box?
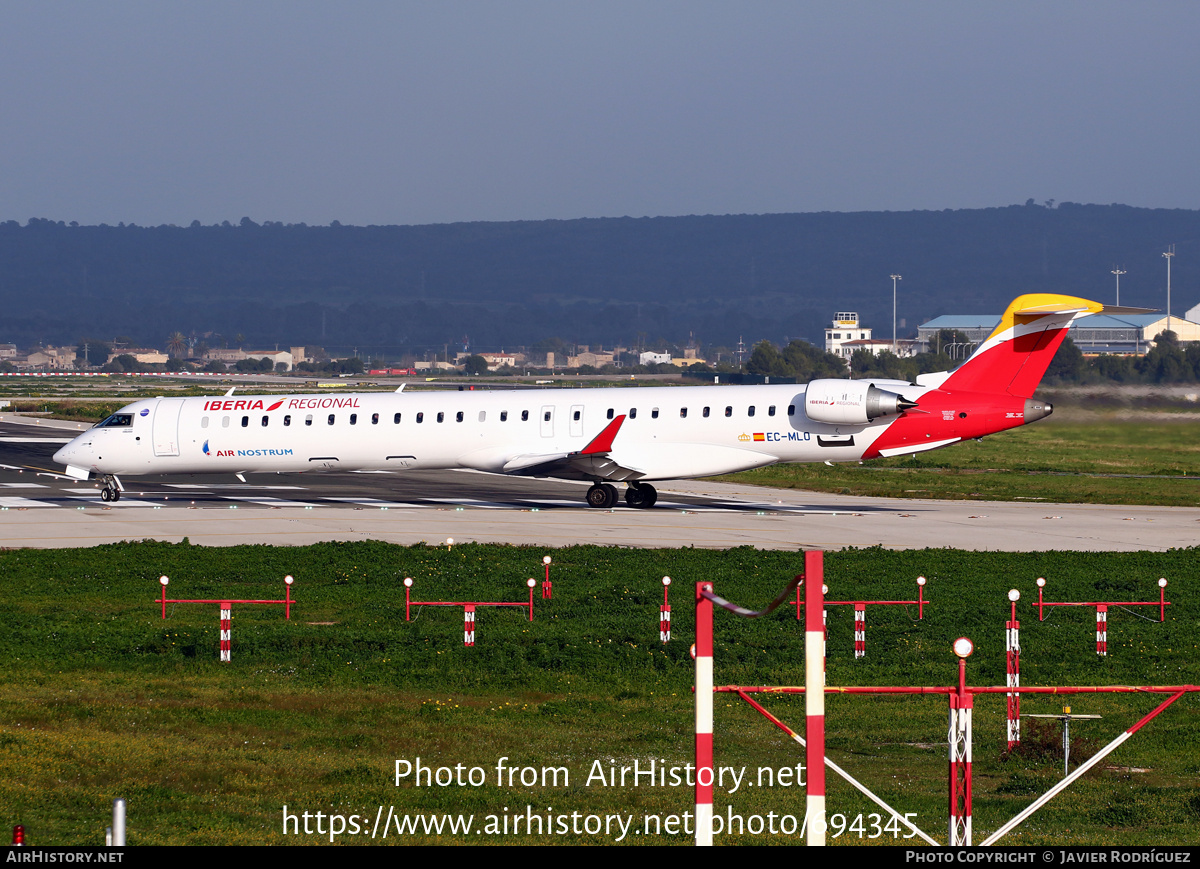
[723,419,1200,506]
[2,541,1196,846]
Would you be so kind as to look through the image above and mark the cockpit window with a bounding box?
[96,414,134,428]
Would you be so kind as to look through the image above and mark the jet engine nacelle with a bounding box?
[804,380,917,425]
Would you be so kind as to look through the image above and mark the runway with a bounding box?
[2,415,1196,551]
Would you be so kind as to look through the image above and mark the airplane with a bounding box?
[53,293,1123,509]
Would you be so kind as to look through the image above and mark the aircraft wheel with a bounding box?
[601,483,619,507]
[625,483,657,508]
[111,489,121,502]
[586,484,611,508]
[100,488,111,502]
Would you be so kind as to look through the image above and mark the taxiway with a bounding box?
[2,415,1195,551]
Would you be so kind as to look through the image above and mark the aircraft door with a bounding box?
[569,405,584,438]
[540,405,555,438]
[152,399,186,456]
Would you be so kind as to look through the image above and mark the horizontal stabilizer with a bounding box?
[1012,303,1091,316]
[1100,305,1158,315]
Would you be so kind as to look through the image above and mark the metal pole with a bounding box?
[891,274,902,354]
[1063,715,1071,775]
[695,582,714,846]
[219,603,231,663]
[949,640,974,846]
[1164,248,1174,334]
[804,550,826,845]
[112,798,126,847]
[1006,590,1021,749]
[660,577,671,643]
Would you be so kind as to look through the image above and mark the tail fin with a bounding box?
[927,294,1104,396]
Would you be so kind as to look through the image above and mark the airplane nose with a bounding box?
[53,444,71,464]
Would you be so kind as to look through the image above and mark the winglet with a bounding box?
[579,415,626,455]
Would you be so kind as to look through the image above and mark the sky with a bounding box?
[3,1,1199,227]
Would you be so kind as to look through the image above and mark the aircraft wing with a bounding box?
[500,415,647,481]
[502,450,646,481]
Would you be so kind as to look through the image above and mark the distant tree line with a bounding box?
[744,339,846,380]
[1043,334,1200,385]
[741,329,980,382]
[738,329,1200,386]
[4,204,1200,354]
[295,358,365,376]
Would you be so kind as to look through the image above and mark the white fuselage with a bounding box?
[53,383,928,482]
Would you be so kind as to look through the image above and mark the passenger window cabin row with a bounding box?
[198,404,799,429]
[605,404,795,420]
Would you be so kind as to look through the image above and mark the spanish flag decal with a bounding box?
[753,433,765,442]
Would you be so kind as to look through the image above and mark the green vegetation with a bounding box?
[725,419,1200,506]
[2,541,1196,845]
[743,332,1200,392]
[6,206,1200,357]
[745,339,846,380]
[1045,334,1200,386]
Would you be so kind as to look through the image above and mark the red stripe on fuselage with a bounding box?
[862,390,1029,459]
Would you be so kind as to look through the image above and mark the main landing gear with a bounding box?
[585,482,657,509]
[586,483,619,508]
[624,482,657,508]
[99,475,122,502]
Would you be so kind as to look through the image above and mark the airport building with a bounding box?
[918,308,1200,355]
[825,313,916,358]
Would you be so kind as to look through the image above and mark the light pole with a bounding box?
[891,274,902,354]
[1163,247,1175,335]
[1111,268,1125,306]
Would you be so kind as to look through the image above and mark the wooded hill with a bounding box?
[1,202,1196,355]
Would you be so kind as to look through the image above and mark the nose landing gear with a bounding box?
[99,475,122,502]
